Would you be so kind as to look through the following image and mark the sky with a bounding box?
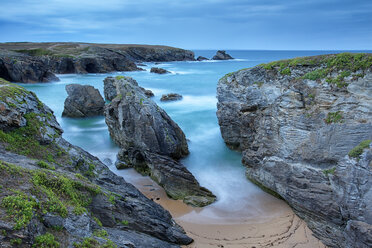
[0,0,371,50]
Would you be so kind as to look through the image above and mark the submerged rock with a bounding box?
[216,53,372,248]
[150,67,169,74]
[212,50,233,60]
[196,56,209,61]
[0,79,193,247]
[160,93,182,101]
[104,76,216,206]
[62,84,105,118]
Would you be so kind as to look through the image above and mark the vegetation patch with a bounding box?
[322,167,336,176]
[325,111,343,124]
[15,48,54,56]
[115,75,125,80]
[302,68,329,80]
[0,112,63,162]
[348,140,371,160]
[37,160,55,170]
[280,67,291,76]
[1,190,37,229]
[33,233,60,248]
[73,237,117,248]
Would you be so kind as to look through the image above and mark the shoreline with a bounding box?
[118,168,326,248]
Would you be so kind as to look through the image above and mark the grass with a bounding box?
[73,237,117,248]
[15,48,54,56]
[37,160,55,170]
[322,167,336,176]
[325,111,343,124]
[302,68,329,80]
[115,75,125,80]
[33,233,60,248]
[348,140,371,160]
[1,190,37,229]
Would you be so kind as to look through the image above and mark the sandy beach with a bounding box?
[120,169,326,248]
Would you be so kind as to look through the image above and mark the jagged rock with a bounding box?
[196,56,208,61]
[160,93,182,101]
[104,76,216,206]
[104,76,188,158]
[140,87,154,97]
[104,76,154,101]
[0,81,193,247]
[0,50,59,83]
[150,67,169,74]
[216,53,372,248]
[62,84,105,118]
[0,43,196,83]
[212,50,233,60]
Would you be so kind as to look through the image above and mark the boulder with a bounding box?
[104,76,216,206]
[196,56,209,61]
[160,93,182,101]
[212,50,233,60]
[140,87,154,97]
[150,67,169,74]
[216,53,372,248]
[62,84,105,118]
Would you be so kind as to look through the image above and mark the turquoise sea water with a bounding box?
[21,50,370,223]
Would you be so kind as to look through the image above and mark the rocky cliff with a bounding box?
[216,53,372,248]
[0,78,193,247]
[104,76,216,207]
[0,42,195,83]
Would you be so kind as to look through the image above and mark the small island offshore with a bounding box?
[0,1,371,248]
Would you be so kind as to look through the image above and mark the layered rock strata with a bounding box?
[216,53,372,248]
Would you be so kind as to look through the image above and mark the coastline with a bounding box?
[119,168,326,248]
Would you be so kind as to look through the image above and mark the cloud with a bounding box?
[0,0,371,49]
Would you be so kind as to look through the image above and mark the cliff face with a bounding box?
[0,42,195,83]
[216,53,372,248]
[0,78,192,247]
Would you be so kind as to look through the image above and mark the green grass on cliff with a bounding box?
[222,53,372,88]
[348,140,371,160]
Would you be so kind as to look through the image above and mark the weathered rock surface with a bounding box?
[150,67,170,74]
[212,50,233,60]
[104,76,216,206]
[216,53,372,248]
[62,84,105,118]
[161,93,182,101]
[0,79,193,247]
[0,42,195,83]
[196,56,209,61]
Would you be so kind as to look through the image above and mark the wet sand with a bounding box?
[118,168,326,248]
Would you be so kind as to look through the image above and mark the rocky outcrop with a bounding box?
[0,43,196,83]
[161,93,183,101]
[150,67,169,74]
[104,76,153,101]
[196,56,208,61]
[0,50,59,83]
[62,84,105,118]
[216,53,372,248]
[0,78,193,247]
[104,76,216,206]
[212,50,233,60]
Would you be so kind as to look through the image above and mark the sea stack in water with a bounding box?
[160,93,182,101]
[196,56,209,61]
[150,67,169,74]
[216,53,372,248]
[62,84,104,117]
[212,50,233,60]
[104,76,216,206]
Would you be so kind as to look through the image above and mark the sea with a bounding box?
[21,50,370,224]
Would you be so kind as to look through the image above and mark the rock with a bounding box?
[216,53,372,248]
[196,56,209,61]
[140,87,154,97]
[0,50,59,83]
[150,67,169,74]
[62,84,105,118]
[104,76,188,159]
[104,76,216,206]
[0,81,193,247]
[212,50,233,60]
[160,93,182,101]
[0,43,196,83]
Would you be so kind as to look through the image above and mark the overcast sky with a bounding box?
[0,0,371,50]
